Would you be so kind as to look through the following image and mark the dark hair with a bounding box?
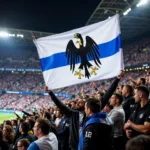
[124,85,133,94]
[57,110,63,116]
[20,122,30,134]
[18,139,30,149]
[126,135,150,150]
[18,119,24,124]
[113,93,123,104]
[44,112,52,121]
[120,85,124,89]
[26,118,35,129]
[72,95,75,98]
[97,91,104,97]
[86,98,100,113]
[36,118,50,135]
[135,86,149,98]
[12,120,17,126]
[66,103,71,108]
[140,78,146,85]
[4,120,12,126]
[34,115,39,120]
[3,125,14,144]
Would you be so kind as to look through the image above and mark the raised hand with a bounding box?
[44,86,51,93]
[117,70,125,79]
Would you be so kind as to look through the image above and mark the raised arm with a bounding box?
[45,86,73,116]
[101,70,125,109]
[22,110,32,116]
[14,112,21,119]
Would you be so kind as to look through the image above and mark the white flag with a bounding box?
[34,14,124,89]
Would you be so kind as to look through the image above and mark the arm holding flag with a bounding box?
[45,86,73,116]
[101,70,125,109]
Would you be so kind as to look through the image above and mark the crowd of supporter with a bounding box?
[0,71,147,110]
[124,38,150,66]
[0,70,150,150]
[0,36,150,149]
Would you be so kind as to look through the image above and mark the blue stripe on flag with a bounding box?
[40,34,121,72]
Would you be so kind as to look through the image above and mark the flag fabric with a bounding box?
[34,14,124,90]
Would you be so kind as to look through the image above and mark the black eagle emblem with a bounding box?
[66,33,101,79]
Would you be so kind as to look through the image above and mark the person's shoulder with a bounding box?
[85,122,112,136]
[71,109,80,115]
[117,107,125,113]
[27,142,40,150]
[49,132,57,139]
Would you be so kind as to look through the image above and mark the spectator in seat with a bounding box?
[3,125,14,145]
[124,86,150,138]
[0,128,9,150]
[27,118,58,150]
[109,93,125,150]
[17,139,30,150]
[78,98,113,150]
[14,122,35,150]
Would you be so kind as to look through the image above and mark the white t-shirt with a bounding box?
[109,106,125,138]
[55,118,61,125]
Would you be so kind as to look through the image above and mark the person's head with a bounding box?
[110,93,123,107]
[66,103,71,109]
[70,101,76,109]
[53,106,58,111]
[130,81,136,87]
[85,98,100,117]
[76,98,85,111]
[95,91,104,100]
[19,122,30,134]
[33,118,50,138]
[3,125,13,137]
[136,78,146,86]
[3,125,14,143]
[126,135,150,150]
[56,110,63,118]
[31,112,36,116]
[118,85,124,94]
[11,120,17,127]
[25,118,35,130]
[49,108,54,114]
[43,112,51,121]
[116,88,120,94]
[71,95,76,100]
[122,85,133,97]
[17,139,30,150]
[18,119,24,126]
[4,120,12,127]
[134,86,149,103]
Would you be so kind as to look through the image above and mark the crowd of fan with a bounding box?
[0,36,150,150]
[0,71,150,150]
[0,71,147,110]
[124,38,150,66]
